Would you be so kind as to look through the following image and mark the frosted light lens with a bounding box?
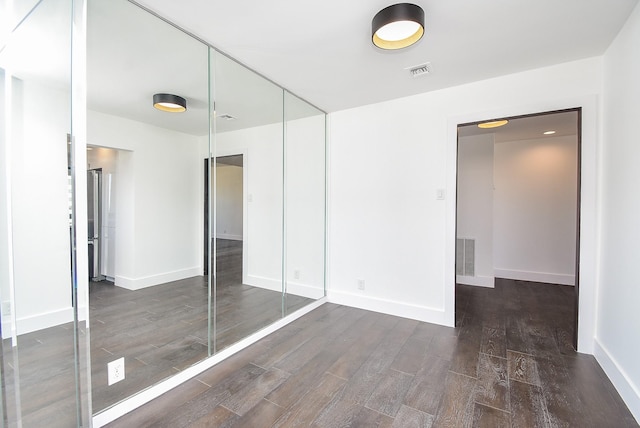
[375,20,421,42]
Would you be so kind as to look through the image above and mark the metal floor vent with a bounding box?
[456,238,475,276]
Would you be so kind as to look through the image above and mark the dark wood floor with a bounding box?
[91,239,312,411]
[107,279,638,428]
[1,239,313,426]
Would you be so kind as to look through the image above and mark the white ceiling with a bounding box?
[133,0,639,113]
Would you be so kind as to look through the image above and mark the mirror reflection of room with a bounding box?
[1,0,326,423]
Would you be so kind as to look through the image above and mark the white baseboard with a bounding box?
[456,275,495,288]
[286,280,325,300]
[217,234,242,241]
[327,290,451,326]
[594,338,640,423]
[245,275,324,299]
[493,269,575,286]
[245,274,281,292]
[115,267,202,291]
[2,306,74,339]
[93,297,327,427]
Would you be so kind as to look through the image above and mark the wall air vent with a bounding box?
[456,238,475,276]
[407,62,431,78]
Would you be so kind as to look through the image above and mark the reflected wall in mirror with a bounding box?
[87,0,210,412]
[211,51,287,353]
[284,91,327,307]
[2,0,327,421]
[0,0,90,426]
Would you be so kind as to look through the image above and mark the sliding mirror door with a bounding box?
[284,92,326,308]
[210,51,285,352]
[87,0,210,412]
[0,0,90,426]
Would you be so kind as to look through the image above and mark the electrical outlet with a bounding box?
[294,269,300,280]
[108,357,125,385]
[2,302,11,316]
[357,279,365,290]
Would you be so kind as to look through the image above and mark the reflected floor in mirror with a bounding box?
[91,239,313,412]
[1,323,81,427]
[1,240,313,427]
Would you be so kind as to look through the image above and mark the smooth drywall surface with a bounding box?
[286,115,326,299]
[88,110,202,289]
[216,124,283,292]
[599,2,640,421]
[493,136,578,285]
[9,78,73,334]
[215,163,243,240]
[456,134,495,287]
[328,56,601,331]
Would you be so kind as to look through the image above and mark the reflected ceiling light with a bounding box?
[477,119,509,129]
[543,130,556,135]
[372,3,425,50]
[153,93,187,113]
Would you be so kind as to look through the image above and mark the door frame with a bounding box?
[203,150,248,285]
[445,95,598,354]
[454,108,581,349]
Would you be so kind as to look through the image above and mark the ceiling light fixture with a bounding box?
[153,93,187,113]
[372,3,425,50]
[477,119,509,129]
[543,130,556,135]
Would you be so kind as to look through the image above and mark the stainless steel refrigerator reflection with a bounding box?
[88,169,104,281]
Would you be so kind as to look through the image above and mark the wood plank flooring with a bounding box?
[1,239,313,425]
[91,239,312,411]
[107,279,639,428]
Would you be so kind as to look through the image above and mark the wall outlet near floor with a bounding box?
[294,269,301,280]
[108,357,125,385]
[357,279,365,290]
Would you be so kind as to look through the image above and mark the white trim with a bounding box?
[493,269,574,286]
[245,274,324,300]
[245,274,281,292]
[446,94,599,353]
[456,275,495,288]
[115,267,201,291]
[216,233,242,241]
[92,298,327,428]
[285,280,325,300]
[327,290,449,325]
[2,307,75,339]
[594,339,640,423]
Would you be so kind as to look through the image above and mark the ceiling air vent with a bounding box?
[218,114,236,121]
[407,62,431,78]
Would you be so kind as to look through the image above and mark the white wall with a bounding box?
[88,110,203,290]
[328,56,601,339]
[6,78,74,335]
[597,2,640,421]
[493,136,577,285]
[215,116,326,299]
[215,163,243,241]
[285,115,326,299]
[456,134,494,287]
[216,124,283,292]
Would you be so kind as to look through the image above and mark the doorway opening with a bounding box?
[455,108,581,349]
[203,154,244,278]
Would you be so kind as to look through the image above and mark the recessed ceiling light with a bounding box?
[477,119,508,129]
[543,130,556,135]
